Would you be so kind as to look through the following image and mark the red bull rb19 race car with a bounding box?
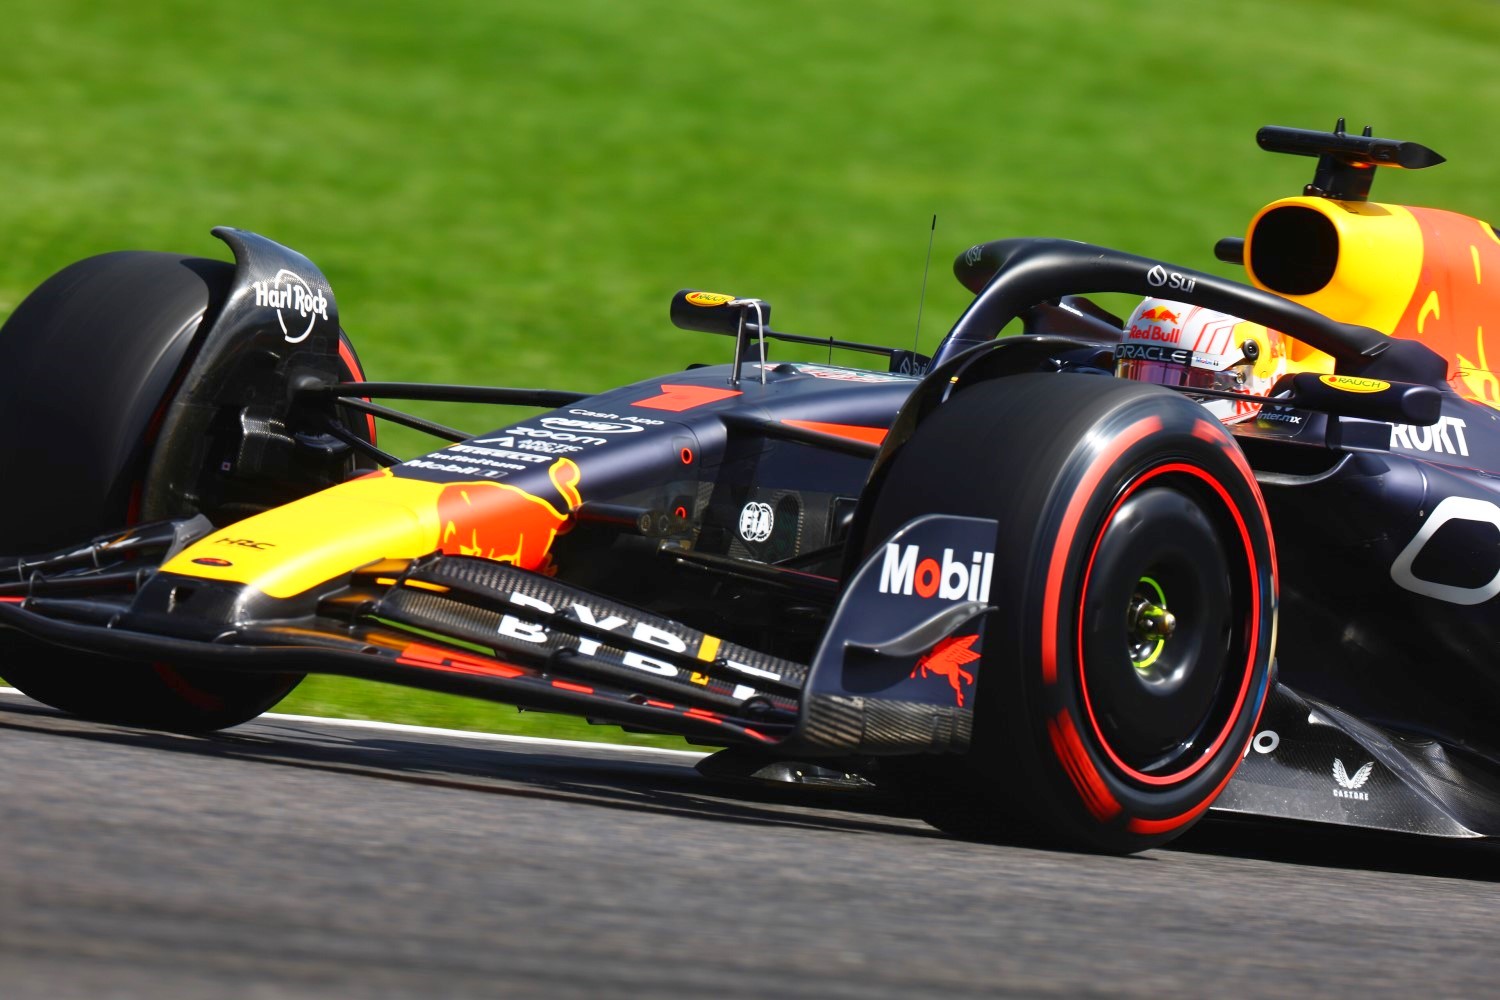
[3,121,1498,853]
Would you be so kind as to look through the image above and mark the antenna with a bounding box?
[914,214,936,352]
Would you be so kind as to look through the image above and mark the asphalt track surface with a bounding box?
[4,692,1500,999]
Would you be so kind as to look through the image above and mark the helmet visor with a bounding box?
[1115,358,1246,394]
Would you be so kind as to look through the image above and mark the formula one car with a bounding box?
[3,121,1498,853]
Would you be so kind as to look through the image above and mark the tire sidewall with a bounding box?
[0,254,373,732]
[1000,381,1276,846]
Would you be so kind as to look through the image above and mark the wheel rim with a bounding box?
[1076,463,1260,785]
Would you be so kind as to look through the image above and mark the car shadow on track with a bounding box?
[7,695,1500,880]
[0,696,938,841]
[1171,814,1500,882]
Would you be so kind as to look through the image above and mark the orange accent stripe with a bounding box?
[0,596,24,603]
[781,420,888,445]
[645,699,677,709]
[633,384,743,412]
[551,680,594,694]
[397,641,524,679]
[684,707,721,721]
[398,641,463,664]
[394,657,525,679]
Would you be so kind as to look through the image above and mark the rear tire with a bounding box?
[865,373,1275,852]
[0,250,367,731]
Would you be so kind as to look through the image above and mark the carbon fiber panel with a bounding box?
[1214,682,1500,837]
[801,693,971,755]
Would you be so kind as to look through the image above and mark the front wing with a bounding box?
[0,513,996,756]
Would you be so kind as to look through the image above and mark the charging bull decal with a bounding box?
[437,457,582,572]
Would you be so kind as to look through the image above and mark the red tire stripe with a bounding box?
[1076,461,1260,785]
[1047,709,1122,822]
[337,336,378,444]
[152,662,224,710]
[1041,415,1162,684]
[1126,760,1239,835]
[1127,664,1276,835]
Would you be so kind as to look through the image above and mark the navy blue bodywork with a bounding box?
[4,214,1500,841]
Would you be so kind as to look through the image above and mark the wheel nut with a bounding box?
[1130,599,1176,640]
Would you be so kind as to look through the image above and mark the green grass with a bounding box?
[270,677,699,750]
[2,0,1499,742]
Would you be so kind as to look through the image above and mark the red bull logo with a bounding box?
[437,457,582,572]
[911,634,980,707]
[1129,322,1183,344]
[1128,304,1187,344]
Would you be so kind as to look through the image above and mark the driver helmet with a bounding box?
[1115,298,1286,423]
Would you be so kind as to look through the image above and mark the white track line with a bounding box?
[0,686,707,759]
[262,712,708,758]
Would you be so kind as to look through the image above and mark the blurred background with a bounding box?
[3,0,1497,740]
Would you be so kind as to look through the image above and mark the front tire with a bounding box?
[0,250,367,732]
[866,373,1275,852]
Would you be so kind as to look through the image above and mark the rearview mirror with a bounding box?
[1284,371,1441,425]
